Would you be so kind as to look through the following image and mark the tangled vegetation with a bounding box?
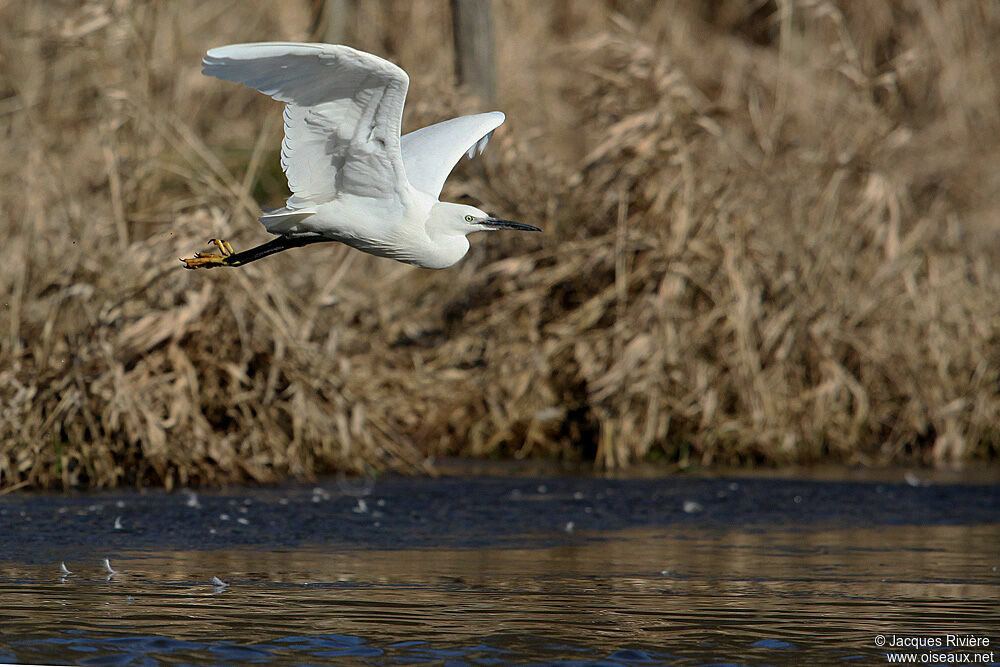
[2,0,999,489]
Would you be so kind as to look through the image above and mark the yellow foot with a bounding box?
[180,238,236,270]
[210,238,235,256]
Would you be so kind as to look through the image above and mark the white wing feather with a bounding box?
[202,42,411,209]
[400,112,505,198]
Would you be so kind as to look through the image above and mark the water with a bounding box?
[1,475,998,665]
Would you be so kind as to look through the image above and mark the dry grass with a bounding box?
[2,0,999,489]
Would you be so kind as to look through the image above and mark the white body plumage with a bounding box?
[195,42,538,270]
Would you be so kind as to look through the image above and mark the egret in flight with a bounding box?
[181,42,539,271]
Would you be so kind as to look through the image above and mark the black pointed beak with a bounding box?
[479,218,542,232]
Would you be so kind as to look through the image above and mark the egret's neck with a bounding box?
[418,203,471,269]
[422,228,470,270]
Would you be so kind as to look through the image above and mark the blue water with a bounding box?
[1,476,998,665]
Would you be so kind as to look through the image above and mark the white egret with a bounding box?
[181,42,539,271]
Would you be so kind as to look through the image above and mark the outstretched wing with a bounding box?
[202,42,411,209]
[400,112,505,198]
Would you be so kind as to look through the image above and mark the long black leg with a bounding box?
[182,234,336,269]
[224,234,335,267]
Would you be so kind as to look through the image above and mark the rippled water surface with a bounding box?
[1,475,997,665]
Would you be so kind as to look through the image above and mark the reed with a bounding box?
[2,0,998,489]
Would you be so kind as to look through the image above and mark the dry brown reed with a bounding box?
[2,0,999,489]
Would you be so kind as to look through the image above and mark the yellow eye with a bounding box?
[465,215,475,222]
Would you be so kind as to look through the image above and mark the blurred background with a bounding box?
[1,0,999,490]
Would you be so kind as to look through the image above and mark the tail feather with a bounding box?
[259,207,315,234]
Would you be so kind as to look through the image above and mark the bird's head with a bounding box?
[433,203,541,236]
